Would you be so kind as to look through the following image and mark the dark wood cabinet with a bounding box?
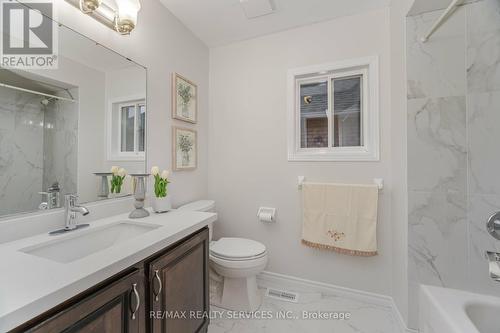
[25,269,145,333]
[12,227,209,333]
[148,228,210,333]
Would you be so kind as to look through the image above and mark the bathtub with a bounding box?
[419,285,500,333]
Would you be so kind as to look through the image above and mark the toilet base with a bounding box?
[217,276,262,312]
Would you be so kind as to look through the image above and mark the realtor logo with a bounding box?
[0,0,58,69]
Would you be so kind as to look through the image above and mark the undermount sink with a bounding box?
[465,303,500,333]
[21,221,160,263]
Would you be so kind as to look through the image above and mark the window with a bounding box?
[119,101,145,154]
[288,56,379,161]
[108,98,146,161]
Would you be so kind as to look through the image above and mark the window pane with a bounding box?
[137,104,146,152]
[300,81,328,148]
[120,105,135,152]
[333,76,362,147]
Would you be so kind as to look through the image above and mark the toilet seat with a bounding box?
[210,237,266,261]
[210,251,267,261]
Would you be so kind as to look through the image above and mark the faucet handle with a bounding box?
[64,194,78,206]
[486,251,500,282]
[486,251,500,262]
[487,212,500,240]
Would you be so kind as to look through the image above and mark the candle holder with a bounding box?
[129,173,150,218]
[94,172,112,198]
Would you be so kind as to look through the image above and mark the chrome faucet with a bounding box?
[49,194,90,235]
[485,212,500,281]
[64,194,89,230]
[486,251,500,282]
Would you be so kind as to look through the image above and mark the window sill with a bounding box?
[288,148,379,162]
[108,154,145,162]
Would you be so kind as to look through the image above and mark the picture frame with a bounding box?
[172,72,197,123]
[172,127,197,171]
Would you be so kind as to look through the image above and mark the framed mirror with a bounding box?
[0,19,147,217]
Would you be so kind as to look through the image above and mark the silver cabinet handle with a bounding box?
[153,269,162,302]
[130,283,140,320]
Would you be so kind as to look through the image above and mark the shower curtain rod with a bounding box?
[420,0,464,42]
[0,82,76,103]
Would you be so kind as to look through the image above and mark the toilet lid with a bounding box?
[210,237,266,259]
[177,200,215,212]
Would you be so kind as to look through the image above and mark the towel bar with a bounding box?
[297,176,383,190]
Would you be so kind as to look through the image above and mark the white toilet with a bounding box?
[177,200,268,312]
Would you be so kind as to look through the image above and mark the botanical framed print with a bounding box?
[172,127,197,171]
[172,73,197,123]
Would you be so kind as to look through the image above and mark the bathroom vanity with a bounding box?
[0,4,217,332]
[18,228,209,333]
[0,209,217,333]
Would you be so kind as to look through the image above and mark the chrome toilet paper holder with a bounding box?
[257,207,276,223]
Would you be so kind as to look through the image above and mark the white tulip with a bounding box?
[161,170,170,180]
[118,168,127,177]
[111,166,119,174]
[151,166,160,176]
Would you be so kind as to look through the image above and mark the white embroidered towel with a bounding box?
[301,183,378,257]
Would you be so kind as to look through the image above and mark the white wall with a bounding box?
[209,9,393,295]
[51,0,209,206]
[389,0,412,325]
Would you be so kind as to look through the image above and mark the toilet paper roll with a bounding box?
[258,212,273,222]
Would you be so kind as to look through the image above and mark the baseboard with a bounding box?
[257,271,417,333]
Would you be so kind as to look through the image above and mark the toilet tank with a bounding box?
[177,200,216,240]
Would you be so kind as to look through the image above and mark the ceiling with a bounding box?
[159,0,391,47]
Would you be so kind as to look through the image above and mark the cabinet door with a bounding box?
[26,269,145,333]
[149,228,209,333]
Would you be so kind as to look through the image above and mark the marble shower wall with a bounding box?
[407,0,500,328]
[0,86,78,216]
[42,93,78,197]
[0,88,44,215]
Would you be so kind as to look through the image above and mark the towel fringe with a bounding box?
[301,239,377,257]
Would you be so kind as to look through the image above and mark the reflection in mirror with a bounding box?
[0,22,147,217]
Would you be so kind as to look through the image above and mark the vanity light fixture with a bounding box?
[114,0,141,35]
[65,0,141,35]
[79,0,102,13]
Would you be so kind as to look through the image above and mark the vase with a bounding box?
[181,104,189,118]
[152,195,172,213]
[182,151,190,166]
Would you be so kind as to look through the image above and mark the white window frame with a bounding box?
[107,95,146,161]
[287,56,379,162]
[118,101,145,157]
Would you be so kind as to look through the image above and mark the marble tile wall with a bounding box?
[407,0,500,328]
[0,87,78,216]
[42,97,78,197]
[0,88,44,215]
[466,0,500,298]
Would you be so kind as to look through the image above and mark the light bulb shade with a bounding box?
[115,0,141,34]
[79,0,102,13]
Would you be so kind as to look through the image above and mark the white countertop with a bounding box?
[0,209,217,332]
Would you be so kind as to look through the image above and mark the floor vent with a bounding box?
[265,288,299,303]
